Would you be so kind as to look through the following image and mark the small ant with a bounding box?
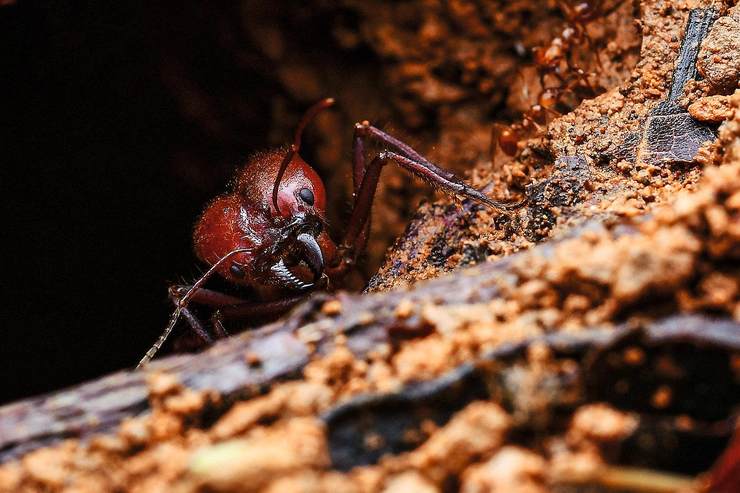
[550,0,626,74]
[137,98,523,367]
[493,100,560,158]
[494,1,621,158]
[532,1,616,108]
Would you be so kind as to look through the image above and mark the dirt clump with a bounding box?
[461,446,548,493]
[697,3,740,92]
[689,93,734,121]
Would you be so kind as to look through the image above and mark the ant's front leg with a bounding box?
[215,294,308,320]
[165,284,258,351]
[356,123,523,210]
[138,284,309,368]
[170,284,307,322]
[336,122,524,263]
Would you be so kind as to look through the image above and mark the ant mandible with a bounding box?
[137,98,523,367]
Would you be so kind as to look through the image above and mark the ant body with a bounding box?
[138,98,522,367]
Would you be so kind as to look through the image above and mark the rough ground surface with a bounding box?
[369,0,725,291]
[1,0,740,492]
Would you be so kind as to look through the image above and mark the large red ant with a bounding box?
[137,98,522,367]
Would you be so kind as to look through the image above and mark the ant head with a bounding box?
[236,149,327,219]
[193,99,337,289]
[271,153,327,219]
[539,88,560,109]
[269,98,335,219]
[236,98,335,221]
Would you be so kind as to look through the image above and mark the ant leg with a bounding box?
[139,283,305,368]
[341,154,389,258]
[137,247,252,368]
[355,123,523,211]
[171,284,306,320]
[211,310,229,339]
[324,122,373,277]
[217,295,307,320]
[355,123,438,175]
[172,284,305,325]
[180,308,213,343]
[168,286,213,344]
[350,123,372,255]
[352,124,367,194]
[584,33,604,72]
[170,285,245,307]
[569,62,596,93]
[341,148,524,259]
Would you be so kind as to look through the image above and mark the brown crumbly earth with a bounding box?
[2,0,740,492]
[357,0,643,278]
[368,0,729,291]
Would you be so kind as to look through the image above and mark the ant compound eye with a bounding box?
[230,263,246,278]
[298,187,315,206]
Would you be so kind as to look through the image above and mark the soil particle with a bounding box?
[689,93,734,121]
[262,471,362,493]
[321,299,343,316]
[460,446,548,493]
[146,372,181,398]
[568,404,638,442]
[697,4,740,92]
[548,444,604,485]
[379,401,511,485]
[381,471,438,493]
[394,298,415,319]
[186,418,328,492]
[209,382,333,441]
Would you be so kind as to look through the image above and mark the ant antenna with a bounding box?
[272,98,335,215]
[137,247,252,369]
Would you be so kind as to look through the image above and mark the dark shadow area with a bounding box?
[1,0,377,403]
